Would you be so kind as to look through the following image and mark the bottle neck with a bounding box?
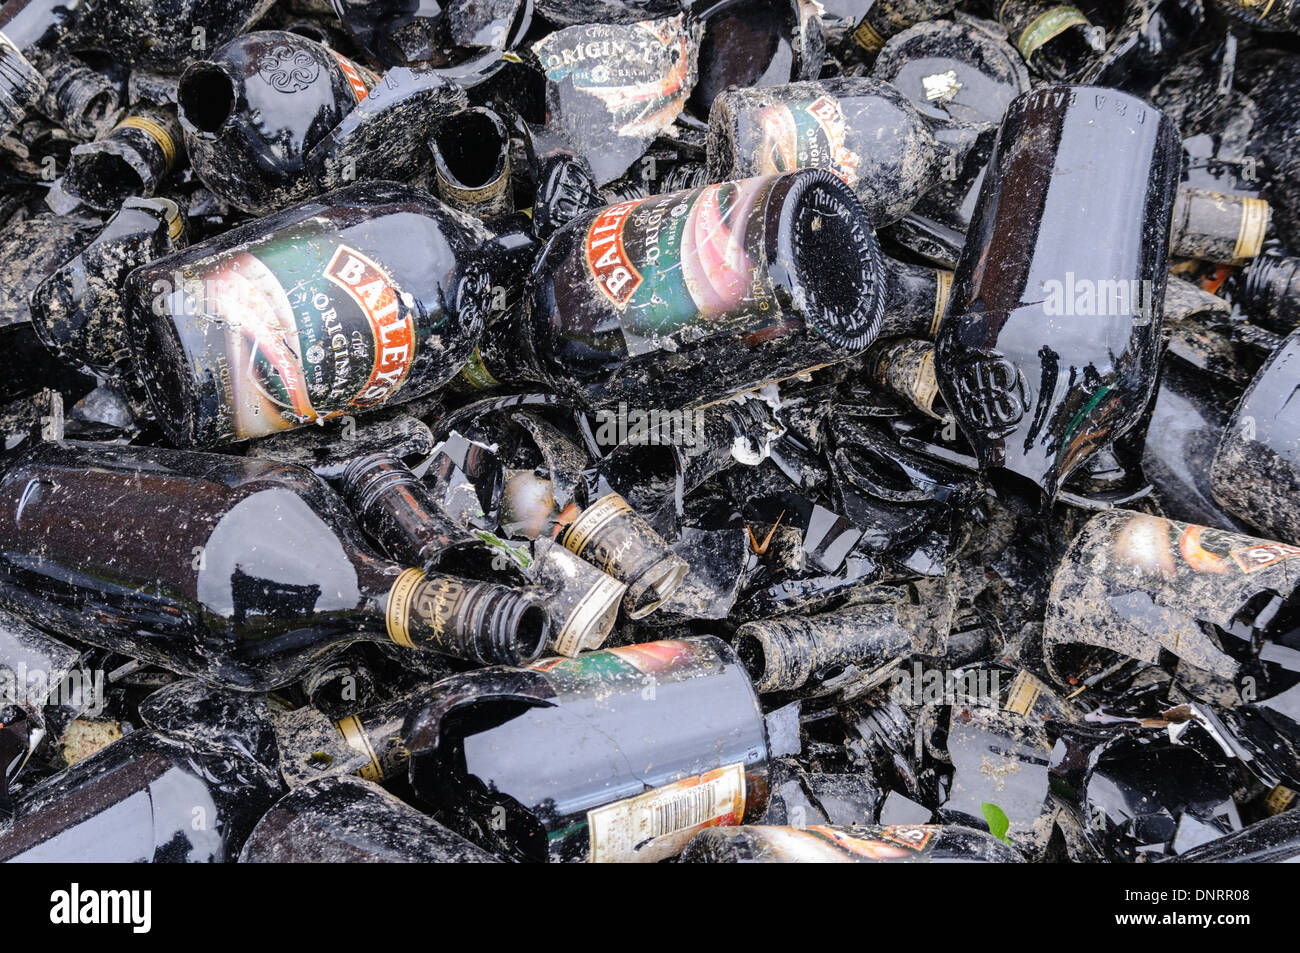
[453,308,553,393]
[879,259,953,340]
[376,568,551,666]
[329,694,418,783]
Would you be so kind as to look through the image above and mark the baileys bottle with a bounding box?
[124,181,535,448]
[464,170,887,410]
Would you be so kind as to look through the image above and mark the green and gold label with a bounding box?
[583,176,786,356]
[158,219,422,441]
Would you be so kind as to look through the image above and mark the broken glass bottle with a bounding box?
[0,441,552,689]
[31,197,182,375]
[735,600,914,693]
[177,31,379,215]
[997,0,1105,79]
[705,77,979,227]
[0,729,281,862]
[240,775,498,862]
[60,107,182,213]
[123,181,534,447]
[1044,510,1300,707]
[840,0,957,56]
[404,637,772,862]
[934,86,1180,508]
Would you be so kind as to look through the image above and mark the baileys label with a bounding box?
[158,218,420,441]
[581,176,785,357]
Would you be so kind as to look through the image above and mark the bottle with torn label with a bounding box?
[551,492,689,620]
[404,636,778,862]
[0,441,552,690]
[706,78,979,227]
[457,170,886,411]
[123,180,536,448]
[1043,510,1300,708]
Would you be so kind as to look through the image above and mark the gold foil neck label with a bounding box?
[1265,785,1296,815]
[931,270,953,338]
[386,567,425,649]
[1015,6,1089,61]
[1004,669,1045,716]
[560,493,634,562]
[116,115,177,169]
[1232,197,1270,262]
[553,571,627,656]
[852,19,886,52]
[334,715,383,781]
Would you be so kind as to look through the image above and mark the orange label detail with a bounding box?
[586,200,645,308]
[330,50,374,103]
[324,245,415,407]
[1230,541,1300,573]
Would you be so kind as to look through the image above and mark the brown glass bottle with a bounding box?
[462,170,886,410]
[404,636,771,863]
[0,442,551,690]
[123,181,536,448]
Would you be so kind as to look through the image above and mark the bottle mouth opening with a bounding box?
[623,555,689,620]
[432,108,507,191]
[64,150,143,212]
[779,172,885,353]
[178,65,235,136]
[79,90,117,128]
[512,603,552,663]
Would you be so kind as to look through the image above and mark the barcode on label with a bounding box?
[650,785,717,839]
[587,762,746,863]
